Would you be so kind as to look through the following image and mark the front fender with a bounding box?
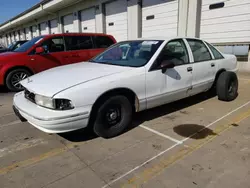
[0,62,35,85]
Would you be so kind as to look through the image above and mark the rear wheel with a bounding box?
[5,69,31,92]
[216,71,238,101]
[93,95,132,138]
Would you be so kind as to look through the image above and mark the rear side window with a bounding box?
[187,39,212,62]
[93,36,115,48]
[206,42,224,59]
[65,36,93,51]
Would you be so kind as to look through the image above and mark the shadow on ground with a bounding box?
[173,124,217,139]
[60,91,216,142]
[58,127,98,142]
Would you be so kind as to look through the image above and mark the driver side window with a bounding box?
[157,39,189,68]
[41,37,65,53]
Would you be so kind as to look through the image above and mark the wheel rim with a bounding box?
[11,72,28,90]
[228,80,237,96]
[103,104,122,128]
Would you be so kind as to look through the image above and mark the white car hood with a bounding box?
[21,62,133,97]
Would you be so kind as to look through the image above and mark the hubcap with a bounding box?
[11,72,28,90]
[104,106,121,127]
[228,81,236,96]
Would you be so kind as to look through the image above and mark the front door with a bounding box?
[29,36,71,72]
[146,39,193,109]
[185,39,216,95]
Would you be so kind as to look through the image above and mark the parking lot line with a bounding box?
[102,100,250,188]
[139,124,183,144]
[122,109,250,187]
[181,100,250,142]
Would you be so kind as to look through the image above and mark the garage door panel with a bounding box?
[201,20,250,33]
[81,8,96,33]
[202,5,249,20]
[32,26,37,37]
[201,14,250,26]
[40,22,48,35]
[50,19,58,34]
[143,24,177,31]
[25,28,31,40]
[205,37,250,44]
[202,31,250,39]
[142,3,178,14]
[142,0,178,38]
[143,18,177,27]
[105,0,128,42]
[143,28,177,38]
[63,14,74,33]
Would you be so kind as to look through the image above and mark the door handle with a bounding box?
[187,67,193,72]
[211,63,215,67]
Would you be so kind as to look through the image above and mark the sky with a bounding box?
[0,0,40,24]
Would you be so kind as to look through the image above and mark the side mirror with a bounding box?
[160,60,175,73]
[35,47,45,54]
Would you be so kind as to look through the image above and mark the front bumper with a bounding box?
[13,92,91,133]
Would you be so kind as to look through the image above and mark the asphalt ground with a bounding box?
[0,73,250,188]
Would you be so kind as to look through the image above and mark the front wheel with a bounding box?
[93,95,132,138]
[5,68,31,92]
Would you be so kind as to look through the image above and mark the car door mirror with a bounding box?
[160,60,175,73]
[35,47,45,54]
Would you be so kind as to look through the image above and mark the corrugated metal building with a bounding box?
[0,0,249,57]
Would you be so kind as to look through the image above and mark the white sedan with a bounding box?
[13,37,238,138]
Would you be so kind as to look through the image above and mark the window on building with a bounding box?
[93,36,115,48]
[65,36,93,51]
[187,39,212,62]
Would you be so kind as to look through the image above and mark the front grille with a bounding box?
[24,89,35,103]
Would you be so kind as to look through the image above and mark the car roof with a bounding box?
[42,32,114,38]
[132,36,204,42]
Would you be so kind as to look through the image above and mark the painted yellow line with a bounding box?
[0,142,84,175]
[122,108,250,187]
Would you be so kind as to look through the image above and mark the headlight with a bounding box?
[35,95,74,110]
[55,99,74,110]
[35,95,55,109]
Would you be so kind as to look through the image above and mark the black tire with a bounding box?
[6,68,31,92]
[93,95,132,138]
[216,71,238,101]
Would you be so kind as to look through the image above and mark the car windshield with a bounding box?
[14,36,44,52]
[91,40,164,67]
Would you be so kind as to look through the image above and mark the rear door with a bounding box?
[29,36,71,72]
[186,39,216,95]
[64,35,94,63]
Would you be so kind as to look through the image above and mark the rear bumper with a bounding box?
[13,92,91,133]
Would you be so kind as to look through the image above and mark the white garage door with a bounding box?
[25,27,31,40]
[63,14,74,33]
[80,8,96,33]
[32,26,38,38]
[7,35,11,45]
[105,0,128,42]
[15,31,19,41]
[50,19,58,34]
[40,22,48,35]
[200,0,250,44]
[20,30,24,40]
[142,0,178,38]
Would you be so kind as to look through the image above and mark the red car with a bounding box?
[0,33,116,91]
